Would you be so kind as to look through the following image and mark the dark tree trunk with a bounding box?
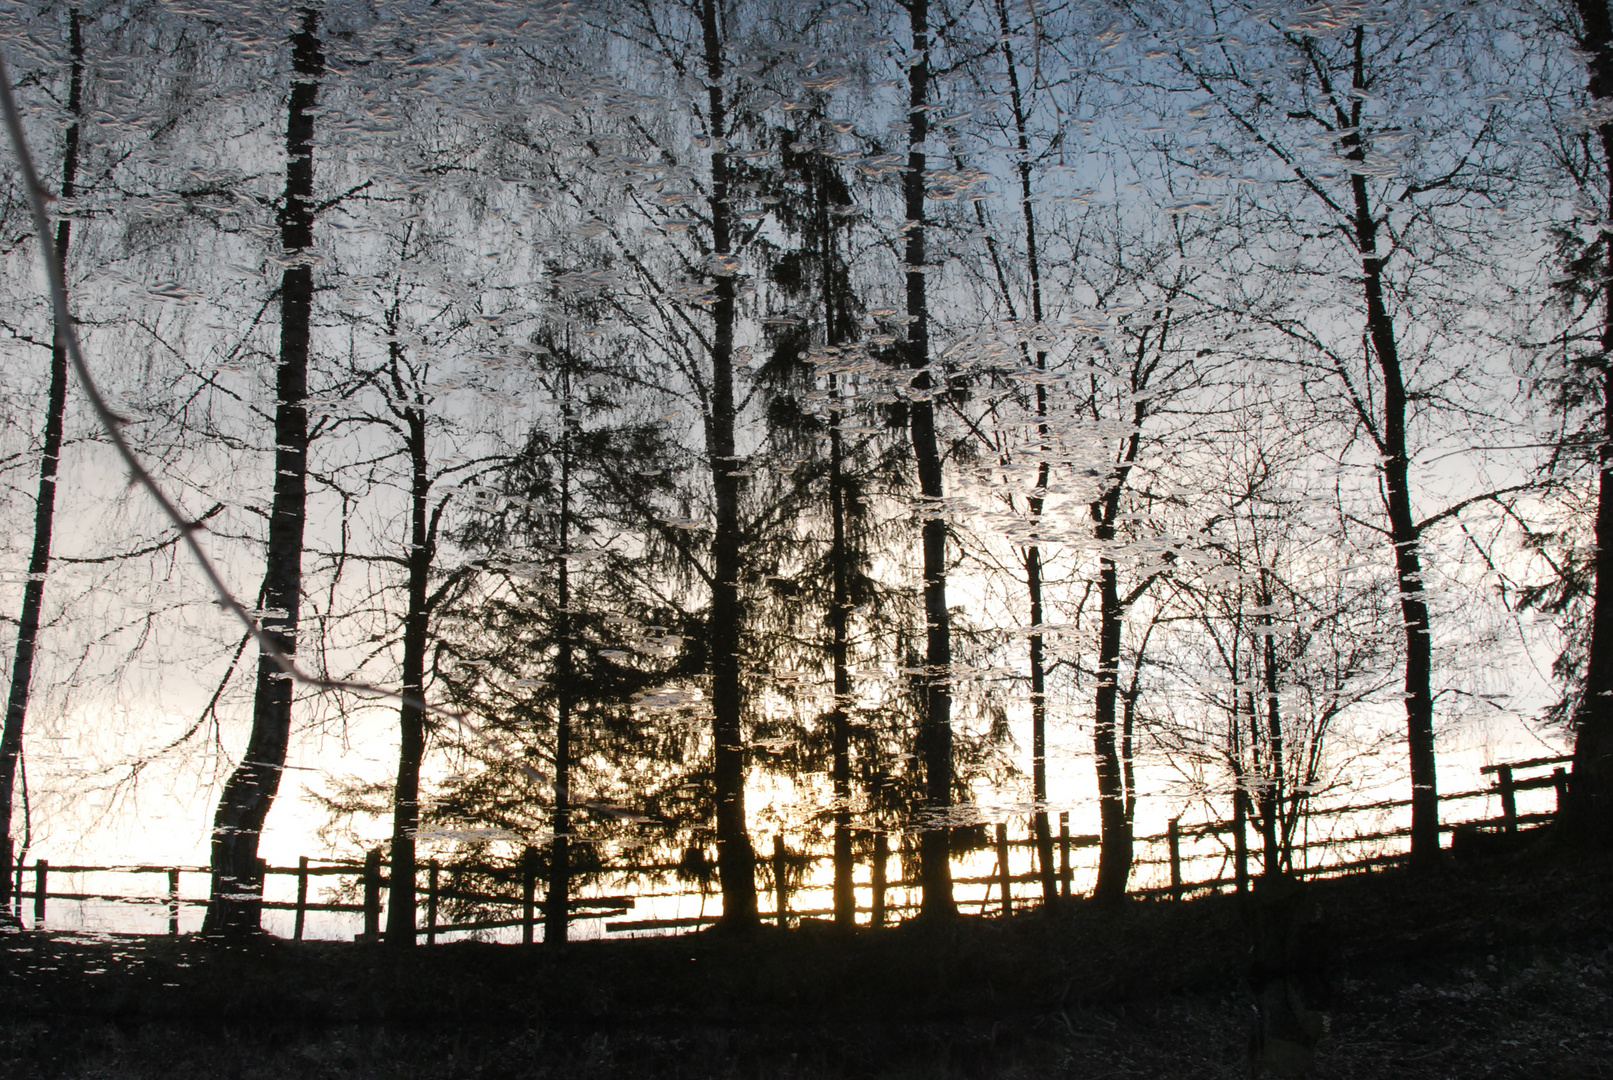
[904,0,955,922]
[1232,772,1250,894]
[0,7,80,910]
[1258,575,1283,876]
[700,0,757,930]
[385,343,430,948]
[1090,402,1145,903]
[829,401,854,927]
[204,7,322,936]
[1568,0,1613,847]
[818,161,856,929]
[1342,28,1438,863]
[546,369,575,946]
[1026,543,1056,907]
[1090,536,1131,902]
[993,0,1057,911]
[1122,645,1144,829]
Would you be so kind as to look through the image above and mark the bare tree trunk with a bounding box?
[385,340,430,948]
[0,7,80,912]
[1232,770,1249,893]
[1568,0,1613,848]
[1341,29,1438,863]
[820,166,856,926]
[829,396,854,927]
[700,0,757,930]
[992,0,1057,911]
[1090,536,1131,902]
[1258,573,1283,876]
[204,7,322,936]
[546,366,575,946]
[904,0,955,922]
[1090,394,1147,902]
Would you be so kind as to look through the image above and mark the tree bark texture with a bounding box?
[905,0,955,921]
[701,0,758,929]
[204,7,322,936]
[1569,0,1613,847]
[0,7,80,910]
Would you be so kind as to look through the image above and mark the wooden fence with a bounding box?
[2,754,1572,939]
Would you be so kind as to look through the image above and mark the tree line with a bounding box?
[0,0,1607,943]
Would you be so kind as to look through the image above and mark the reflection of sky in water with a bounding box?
[15,730,1566,940]
[0,0,1579,942]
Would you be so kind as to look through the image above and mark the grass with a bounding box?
[2,837,1611,1078]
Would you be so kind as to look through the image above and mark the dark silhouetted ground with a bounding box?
[2,838,1610,1078]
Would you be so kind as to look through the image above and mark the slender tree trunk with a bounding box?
[0,7,80,911]
[546,369,575,946]
[992,0,1057,911]
[204,7,322,936]
[1342,28,1438,863]
[1090,531,1131,902]
[829,396,854,927]
[1232,767,1249,893]
[1258,576,1283,876]
[1090,393,1146,901]
[819,163,856,928]
[1122,660,1141,828]
[385,352,430,948]
[904,0,955,922]
[1026,544,1056,907]
[700,0,757,930]
[1568,0,1613,847]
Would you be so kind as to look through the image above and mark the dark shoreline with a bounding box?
[3,842,1610,1078]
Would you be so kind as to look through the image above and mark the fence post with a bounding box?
[361,848,382,941]
[168,868,180,936]
[33,860,46,925]
[1498,764,1517,834]
[994,823,1012,916]
[772,834,789,929]
[871,831,888,929]
[1554,767,1569,816]
[1058,812,1071,899]
[253,857,267,928]
[293,856,309,941]
[1168,817,1182,901]
[426,860,439,945]
[521,846,537,946]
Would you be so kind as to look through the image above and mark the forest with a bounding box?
[1,0,1612,1072]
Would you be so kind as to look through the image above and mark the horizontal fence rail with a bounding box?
[1,755,1573,941]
